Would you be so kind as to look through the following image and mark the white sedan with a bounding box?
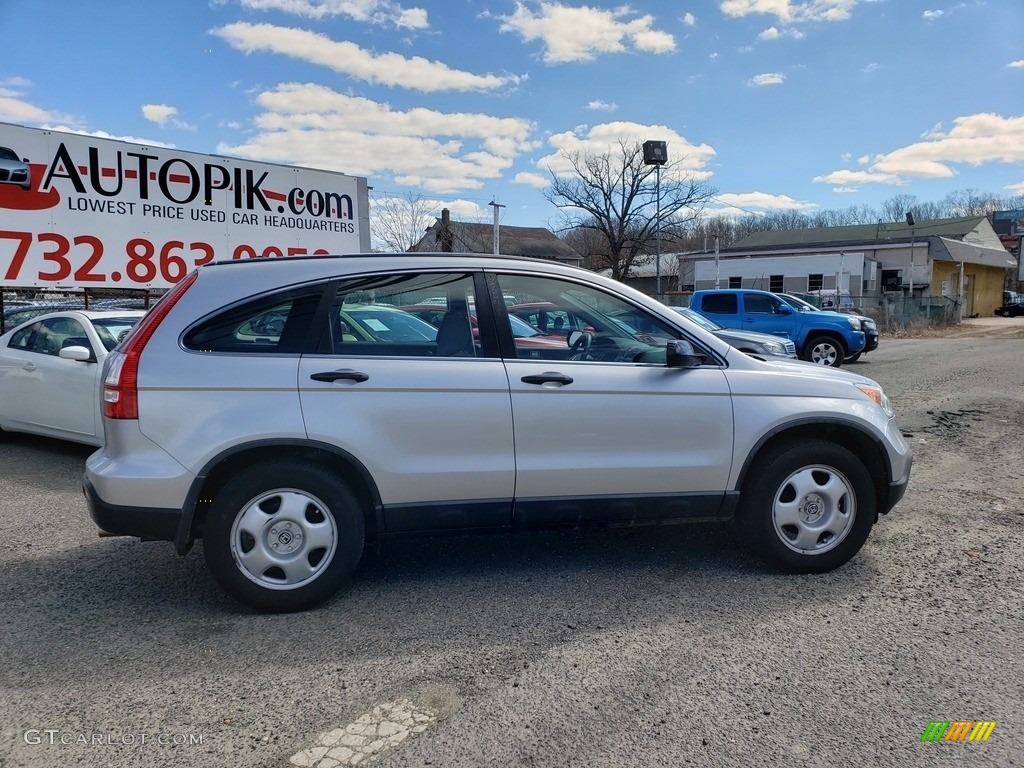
[0,309,145,446]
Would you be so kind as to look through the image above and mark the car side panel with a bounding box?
[297,355,515,524]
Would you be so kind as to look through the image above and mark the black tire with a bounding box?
[737,441,876,573]
[203,461,365,612]
[844,351,862,363]
[801,336,845,367]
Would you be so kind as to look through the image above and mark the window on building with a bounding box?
[808,274,823,291]
[769,274,784,292]
[728,276,742,289]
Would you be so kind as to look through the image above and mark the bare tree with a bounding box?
[369,192,437,252]
[544,141,715,280]
[879,194,920,223]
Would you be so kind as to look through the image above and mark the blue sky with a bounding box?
[1,0,1022,230]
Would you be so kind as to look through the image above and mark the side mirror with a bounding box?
[666,340,703,368]
[58,346,93,362]
[777,304,793,315]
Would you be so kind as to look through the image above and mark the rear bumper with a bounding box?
[83,476,182,544]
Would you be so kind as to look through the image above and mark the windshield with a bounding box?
[780,294,818,311]
[0,147,20,162]
[92,316,141,351]
[677,307,723,332]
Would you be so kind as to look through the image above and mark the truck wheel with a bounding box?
[844,352,862,363]
[203,461,365,612]
[802,336,844,367]
[738,441,876,573]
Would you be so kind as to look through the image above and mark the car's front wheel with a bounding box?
[844,351,862,363]
[738,441,876,573]
[802,336,845,367]
[203,461,365,612]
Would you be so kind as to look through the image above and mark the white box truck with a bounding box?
[0,122,370,290]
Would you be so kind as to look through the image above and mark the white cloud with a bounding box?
[0,77,79,127]
[861,62,880,73]
[682,12,697,26]
[720,0,860,23]
[749,72,786,86]
[814,112,1024,188]
[226,0,429,28]
[141,103,196,130]
[758,26,804,40]
[514,171,550,188]
[1005,181,1024,194]
[585,100,618,112]
[812,169,903,185]
[493,3,675,64]
[215,82,537,194]
[709,51,720,60]
[1008,60,1024,69]
[713,191,817,210]
[832,186,860,193]
[535,121,716,182]
[41,125,176,148]
[840,152,852,162]
[212,22,521,92]
[922,9,944,20]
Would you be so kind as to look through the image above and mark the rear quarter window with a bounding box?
[183,287,324,354]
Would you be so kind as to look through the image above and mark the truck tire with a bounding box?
[203,461,365,612]
[802,336,844,367]
[738,441,876,573]
[844,352,862,363]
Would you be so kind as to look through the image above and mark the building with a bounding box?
[678,215,1017,318]
[410,211,583,267]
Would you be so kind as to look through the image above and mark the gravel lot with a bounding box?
[1,323,1021,768]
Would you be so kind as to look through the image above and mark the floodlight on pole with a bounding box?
[643,141,668,295]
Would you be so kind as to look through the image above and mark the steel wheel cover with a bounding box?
[229,488,339,590]
[771,464,856,555]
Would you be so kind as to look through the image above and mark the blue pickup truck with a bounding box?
[689,288,865,367]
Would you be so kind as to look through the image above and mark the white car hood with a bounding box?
[760,357,878,386]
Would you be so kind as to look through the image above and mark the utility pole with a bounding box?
[714,233,720,289]
[489,200,505,254]
[642,140,667,296]
[437,208,453,253]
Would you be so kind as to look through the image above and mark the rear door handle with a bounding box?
[521,372,573,386]
[310,369,369,383]
[21,363,36,372]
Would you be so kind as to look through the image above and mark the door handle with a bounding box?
[521,372,573,386]
[21,363,36,371]
[310,369,369,383]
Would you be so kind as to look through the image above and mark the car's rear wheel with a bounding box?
[802,336,844,367]
[203,461,365,612]
[738,441,876,573]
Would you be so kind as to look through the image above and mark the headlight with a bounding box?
[854,383,894,418]
[761,341,787,356]
[863,319,877,330]
[846,316,861,330]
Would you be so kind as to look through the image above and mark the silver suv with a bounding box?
[84,254,912,611]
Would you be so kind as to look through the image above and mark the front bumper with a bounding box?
[865,332,879,352]
[83,476,182,544]
[881,452,913,515]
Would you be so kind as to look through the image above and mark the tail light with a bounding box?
[102,272,198,419]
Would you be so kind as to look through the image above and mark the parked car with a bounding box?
[778,292,879,362]
[0,145,31,190]
[995,291,1024,317]
[0,310,145,445]
[83,254,911,612]
[400,303,570,358]
[674,307,797,359]
[689,289,865,367]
